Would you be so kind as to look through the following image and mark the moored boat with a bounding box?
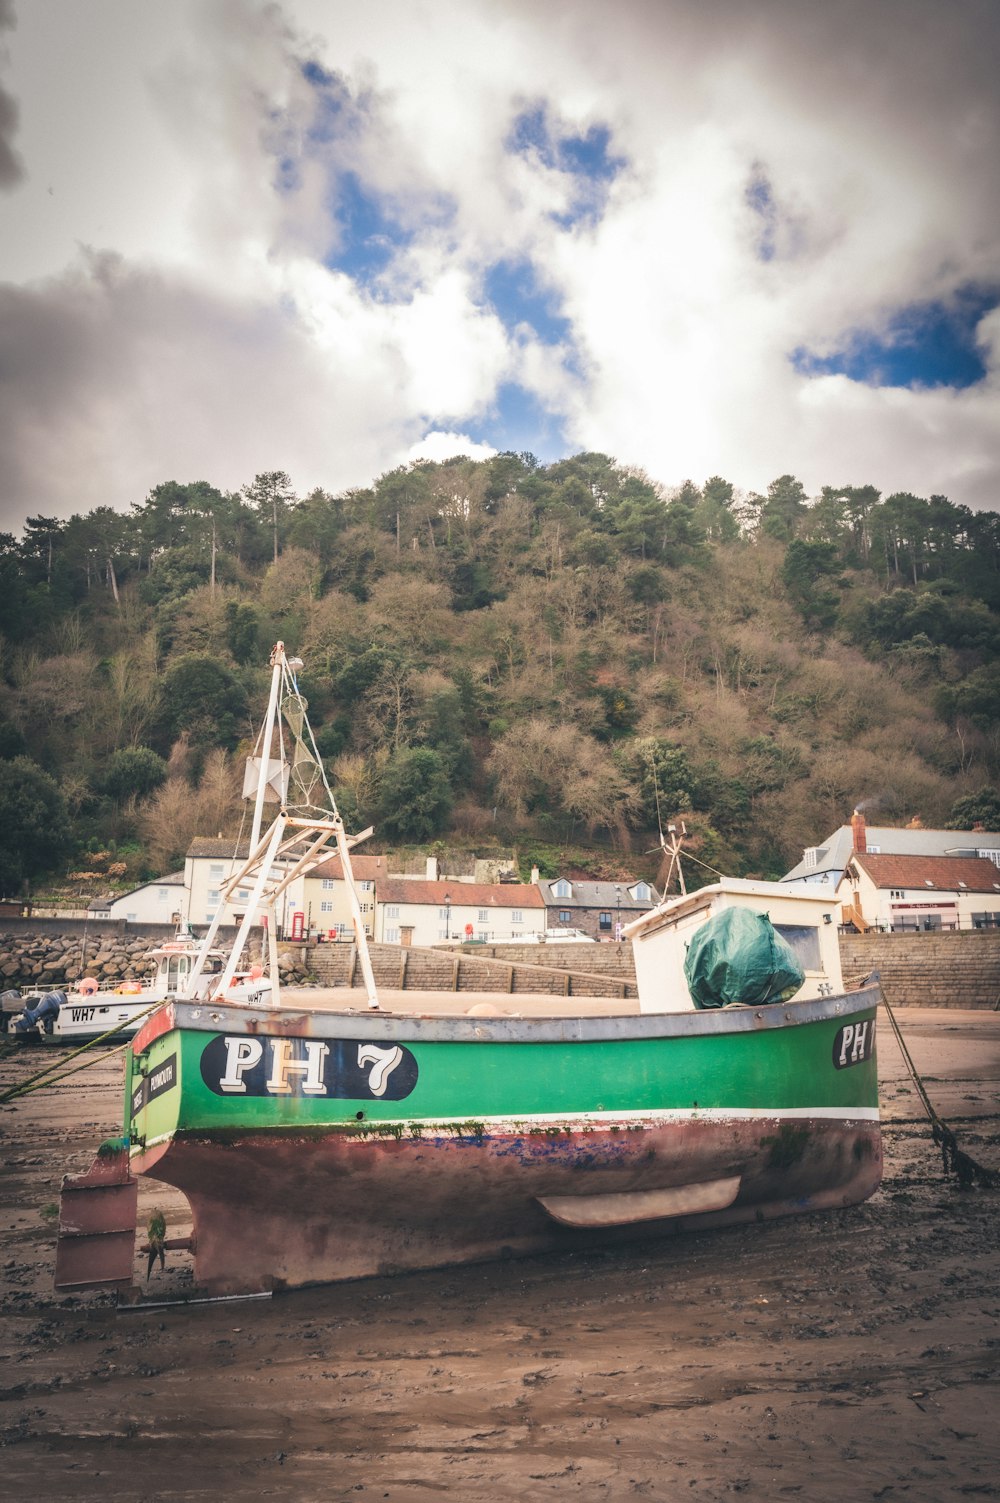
[5,927,268,1043]
[55,644,880,1295]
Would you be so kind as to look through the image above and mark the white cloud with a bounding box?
[404,431,497,466]
[0,0,998,529]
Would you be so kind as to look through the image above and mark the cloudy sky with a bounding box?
[1,0,998,532]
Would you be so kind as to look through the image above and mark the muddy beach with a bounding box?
[1,1008,998,1502]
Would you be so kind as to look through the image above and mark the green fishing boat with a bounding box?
[56,645,880,1294]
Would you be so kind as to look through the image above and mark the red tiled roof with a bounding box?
[310,854,391,881]
[375,878,545,909]
[851,854,1000,892]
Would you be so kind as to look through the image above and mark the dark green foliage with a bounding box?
[314,717,351,762]
[856,588,999,656]
[615,740,696,829]
[946,787,1000,831]
[0,757,72,893]
[759,475,808,541]
[416,688,473,786]
[155,654,249,751]
[596,686,639,740]
[935,664,1000,730]
[377,748,453,841]
[100,747,168,802]
[334,646,397,705]
[225,600,260,665]
[781,539,843,630]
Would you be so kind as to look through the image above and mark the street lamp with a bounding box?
[444,892,451,940]
[614,885,622,942]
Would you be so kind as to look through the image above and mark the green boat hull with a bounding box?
[125,988,881,1291]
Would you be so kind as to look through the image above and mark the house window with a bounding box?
[320,901,333,914]
[386,927,400,944]
[157,887,169,900]
[360,880,373,891]
[890,889,905,900]
[558,910,572,924]
[322,878,334,890]
[631,882,651,902]
[511,910,523,923]
[977,849,1000,868]
[552,879,571,898]
[208,888,220,904]
[438,907,449,919]
[386,906,399,920]
[804,848,818,870]
[237,889,249,901]
[210,864,225,878]
[599,911,612,930]
[478,909,489,921]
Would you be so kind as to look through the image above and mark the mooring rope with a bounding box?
[0,1001,160,1103]
[878,978,998,1191]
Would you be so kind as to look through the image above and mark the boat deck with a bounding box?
[268,986,639,1019]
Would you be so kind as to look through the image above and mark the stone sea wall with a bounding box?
[0,931,313,992]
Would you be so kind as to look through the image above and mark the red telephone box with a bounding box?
[291,911,305,940]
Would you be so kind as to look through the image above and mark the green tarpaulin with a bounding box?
[684,907,805,1010]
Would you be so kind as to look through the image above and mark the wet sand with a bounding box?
[1,1008,998,1502]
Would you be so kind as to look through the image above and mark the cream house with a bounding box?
[375,878,546,946]
[837,853,1000,932]
[184,838,306,934]
[301,853,388,940]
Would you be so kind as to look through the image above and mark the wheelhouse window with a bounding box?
[774,924,821,971]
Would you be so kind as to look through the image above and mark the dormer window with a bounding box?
[551,879,572,899]
[630,882,651,902]
[804,848,818,870]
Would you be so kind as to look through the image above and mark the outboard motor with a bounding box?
[13,990,65,1037]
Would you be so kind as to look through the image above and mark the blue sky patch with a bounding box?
[746,165,776,262]
[507,103,625,228]
[792,286,997,389]
[462,381,569,463]
[300,57,353,146]
[324,171,411,283]
[484,258,571,344]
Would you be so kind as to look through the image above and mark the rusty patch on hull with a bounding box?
[132,1117,882,1294]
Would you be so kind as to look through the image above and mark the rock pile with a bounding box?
[0,931,313,991]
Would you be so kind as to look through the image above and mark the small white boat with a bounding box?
[4,926,270,1042]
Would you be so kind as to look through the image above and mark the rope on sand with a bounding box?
[878,977,999,1191]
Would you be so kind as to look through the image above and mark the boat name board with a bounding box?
[832,1019,875,1070]
[131,1053,178,1118]
[199,1035,419,1101]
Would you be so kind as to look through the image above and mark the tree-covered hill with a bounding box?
[1,455,998,896]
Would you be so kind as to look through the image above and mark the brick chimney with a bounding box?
[851,808,867,854]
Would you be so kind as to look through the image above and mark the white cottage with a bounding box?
[837,853,1000,932]
[375,878,546,946]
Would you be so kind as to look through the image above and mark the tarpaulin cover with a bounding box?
[683,907,805,1009]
